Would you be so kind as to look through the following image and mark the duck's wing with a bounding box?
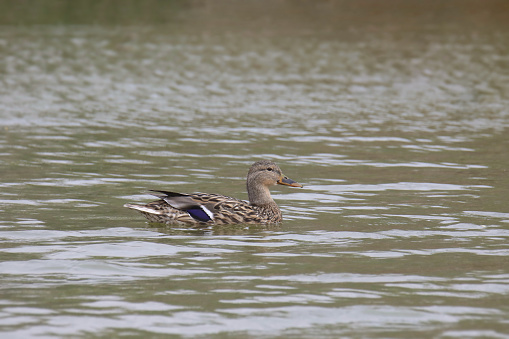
[149,190,260,224]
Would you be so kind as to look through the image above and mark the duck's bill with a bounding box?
[277,177,303,188]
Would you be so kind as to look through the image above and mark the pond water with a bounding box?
[1,2,509,338]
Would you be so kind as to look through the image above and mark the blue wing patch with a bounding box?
[186,207,213,222]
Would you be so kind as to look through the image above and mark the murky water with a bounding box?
[1,2,509,338]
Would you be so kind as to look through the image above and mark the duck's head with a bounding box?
[247,160,303,189]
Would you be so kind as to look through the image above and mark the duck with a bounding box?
[124,160,302,225]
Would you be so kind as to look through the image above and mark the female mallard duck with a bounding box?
[124,160,302,225]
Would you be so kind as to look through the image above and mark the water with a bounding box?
[1,2,509,338]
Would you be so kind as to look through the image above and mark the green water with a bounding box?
[1,1,509,338]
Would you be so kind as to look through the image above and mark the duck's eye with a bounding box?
[266,167,273,171]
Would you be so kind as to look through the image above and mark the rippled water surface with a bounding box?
[1,2,509,338]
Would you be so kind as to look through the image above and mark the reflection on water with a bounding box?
[1,1,509,337]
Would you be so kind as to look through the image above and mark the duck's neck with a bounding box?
[247,181,277,208]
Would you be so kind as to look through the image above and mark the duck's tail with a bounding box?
[123,203,162,215]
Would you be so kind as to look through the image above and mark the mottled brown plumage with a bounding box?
[124,160,302,225]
